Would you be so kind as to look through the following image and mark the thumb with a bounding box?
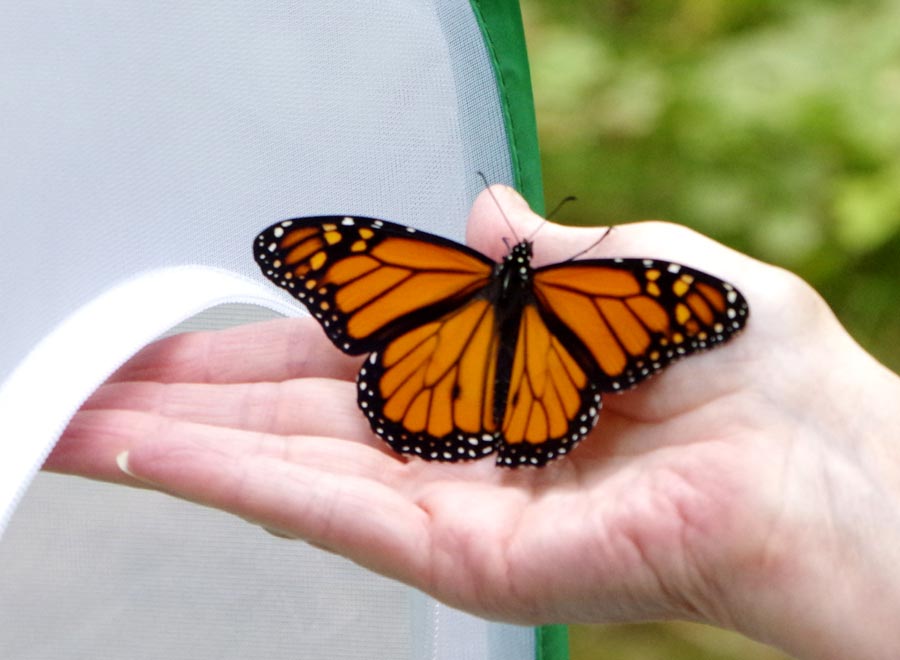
[464,185,612,266]
[464,185,539,262]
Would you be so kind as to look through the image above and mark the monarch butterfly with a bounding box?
[254,214,748,467]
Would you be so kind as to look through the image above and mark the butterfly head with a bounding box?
[501,237,532,265]
[494,239,535,297]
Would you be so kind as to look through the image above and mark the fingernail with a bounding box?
[116,451,137,478]
[261,526,300,540]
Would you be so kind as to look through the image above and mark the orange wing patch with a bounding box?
[254,217,493,354]
[497,305,600,466]
[357,298,501,461]
[534,259,747,392]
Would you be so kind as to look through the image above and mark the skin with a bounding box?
[47,186,900,659]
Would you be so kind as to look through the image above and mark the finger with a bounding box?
[466,185,565,263]
[118,422,431,586]
[46,409,170,484]
[82,378,372,438]
[48,405,400,482]
[108,317,360,385]
[466,185,613,265]
[466,185,766,285]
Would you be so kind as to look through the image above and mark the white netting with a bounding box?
[0,1,534,657]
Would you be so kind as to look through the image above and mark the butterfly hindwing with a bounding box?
[496,303,602,467]
[356,297,502,462]
[533,258,749,392]
[254,216,494,354]
[355,295,605,467]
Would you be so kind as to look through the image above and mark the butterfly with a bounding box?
[253,214,748,467]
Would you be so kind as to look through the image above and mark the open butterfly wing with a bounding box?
[496,303,601,466]
[533,259,749,391]
[255,217,750,467]
[254,216,494,354]
[357,297,502,461]
[356,293,606,466]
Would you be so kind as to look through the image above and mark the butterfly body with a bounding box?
[483,241,535,424]
[254,215,748,467]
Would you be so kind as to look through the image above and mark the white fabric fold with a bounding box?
[0,266,289,534]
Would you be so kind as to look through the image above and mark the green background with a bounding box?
[520,0,900,657]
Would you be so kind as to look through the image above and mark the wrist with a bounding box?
[723,324,900,659]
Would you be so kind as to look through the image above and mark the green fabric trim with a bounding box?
[535,625,570,660]
[469,1,566,659]
[469,0,545,215]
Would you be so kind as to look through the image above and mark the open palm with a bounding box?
[49,187,883,647]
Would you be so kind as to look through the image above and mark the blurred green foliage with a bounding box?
[523,0,900,376]
[520,1,900,657]
[569,622,790,660]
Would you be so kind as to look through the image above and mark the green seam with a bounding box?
[469,0,524,188]
[536,624,570,660]
[469,0,545,215]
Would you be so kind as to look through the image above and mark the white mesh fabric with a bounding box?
[0,1,536,658]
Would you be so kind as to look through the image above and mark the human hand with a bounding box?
[48,186,900,659]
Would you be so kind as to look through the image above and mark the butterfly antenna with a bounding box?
[525,194,578,243]
[547,195,577,220]
[476,171,521,244]
[565,225,614,262]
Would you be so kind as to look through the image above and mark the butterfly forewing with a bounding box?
[533,258,749,392]
[254,216,494,354]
